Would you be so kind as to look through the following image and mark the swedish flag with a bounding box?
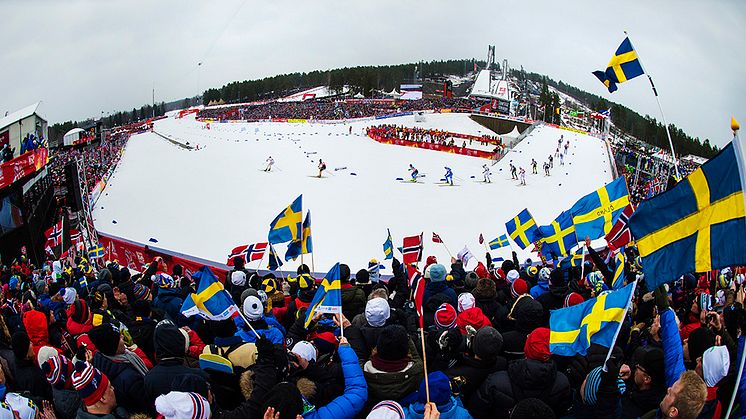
[285,210,313,261]
[629,142,746,289]
[267,244,283,271]
[534,211,578,258]
[383,229,394,260]
[88,243,105,259]
[559,246,585,269]
[268,195,303,244]
[571,177,630,240]
[181,266,238,321]
[506,209,539,249]
[612,248,626,290]
[489,234,510,250]
[304,263,342,328]
[593,37,645,93]
[550,280,636,356]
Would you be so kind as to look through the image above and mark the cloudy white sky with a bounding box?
[1,0,743,146]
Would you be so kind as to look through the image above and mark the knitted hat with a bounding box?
[457,293,476,312]
[240,288,259,304]
[154,272,175,288]
[356,269,370,284]
[311,331,339,355]
[688,327,716,363]
[296,274,314,290]
[473,278,496,299]
[426,255,438,266]
[415,371,452,405]
[231,271,247,287]
[365,298,390,327]
[60,287,77,305]
[41,354,74,389]
[583,366,627,406]
[434,303,457,329]
[88,324,121,356]
[564,292,585,307]
[4,394,37,419]
[429,264,447,282]
[155,391,211,419]
[133,283,151,301]
[511,279,529,299]
[376,325,409,361]
[339,264,351,283]
[367,401,406,419]
[526,266,538,278]
[262,277,278,294]
[524,327,551,362]
[539,267,551,282]
[702,346,730,387]
[242,296,263,321]
[474,262,490,280]
[473,327,503,361]
[637,347,665,385]
[507,270,520,283]
[36,346,58,368]
[368,259,381,283]
[291,341,318,363]
[72,361,110,406]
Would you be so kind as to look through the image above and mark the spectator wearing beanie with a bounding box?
[423,264,457,307]
[530,268,552,299]
[620,347,666,419]
[72,361,126,418]
[235,295,285,345]
[537,268,569,324]
[403,371,471,419]
[66,299,93,337]
[455,293,491,335]
[10,331,52,405]
[144,320,208,401]
[350,298,393,359]
[446,326,507,403]
[469,327,571,418]
[152,272,185,325]
[340,264,366,321]
[42,354,81,419]
[87,324,151,414]
[564,292,584,308]
[472,278,501,326]
[282,274,317,331]
[129,300,158,363]
[434,303,457,330]
[21,307,52,359]
[155,391,210,419]
[356,268,374,296]
[361,325,423,408]
[226,256,249,305]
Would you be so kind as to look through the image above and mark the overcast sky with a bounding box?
[1,0,743,147]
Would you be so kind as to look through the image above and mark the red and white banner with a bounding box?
[0,148,48,191]
[367,132,497,159]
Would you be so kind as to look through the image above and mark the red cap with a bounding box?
[524,327,551,362]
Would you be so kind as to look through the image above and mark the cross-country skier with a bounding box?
[560,153,564,166]
[519,167,526,185]
[444,166,453,185]
[318,159,327,178]
[409,164,419,182]
[264,156,274,172]
[531,158,538,174]
[483,164,492,183]
[549,155,554,168]
[544,161,551,176]
[509,163,518,180]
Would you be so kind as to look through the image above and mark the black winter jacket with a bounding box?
[92,352,150,414]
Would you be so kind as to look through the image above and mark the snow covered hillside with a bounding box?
[92,113,614,274]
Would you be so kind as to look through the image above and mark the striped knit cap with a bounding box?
[583,366,626,406]
[564,292,584,307]
[71,361,110,406]
[41,354,74,389]
[133,283,151,301]
[155,391,211,419]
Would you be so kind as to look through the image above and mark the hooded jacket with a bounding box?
[152,288,184,325]
[143,322,207,400]
[469,358,571,419]
[340,284,366,321]
[302,344,367,419]
[22,310,51,358]
[455,308,492,335]
[363,339,424,409]
[423,281,457,308]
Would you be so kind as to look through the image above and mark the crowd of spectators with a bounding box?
[0,228,739,419]
[48,133,129,192]
[198,98,483,122]
[368,124,503,147]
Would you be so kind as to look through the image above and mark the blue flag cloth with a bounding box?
[593,37,645,93]
[506,209,539,249]
[550,281,636,356]
[383,229,394,260]
[489,234,510,250]
[268,195,303,244]
[285,210,313,261]
[268,244,283,271]
[612,248,626,290]
[88,244,105,259]
[304,263,342,328]
[181,266,238,321]
[559,246,585,269]
[629,142,746,289]
[571,177,630,240]
[534,211,578,258]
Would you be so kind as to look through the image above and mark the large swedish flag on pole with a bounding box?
[571,177,630,240]
[489,234,510,250]
[181,266,238,321]
[629,141,746,289]
[550,280,636,356]
[533,211,578,258]
[506,209,539,249]
[612,248,626,290]
[268,195,303,244]
[383,229,394,260]
[593,37,644,93]
[559,246,586,269]
[285,210,313,261]
[304,263,342,328]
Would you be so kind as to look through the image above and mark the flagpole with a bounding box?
[624,31,680,179]
[579,245,588,280]
[418,323,431,404]
[311,252,315,276]
[236,308,262,339]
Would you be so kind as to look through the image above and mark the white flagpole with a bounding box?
[624,31,680,179]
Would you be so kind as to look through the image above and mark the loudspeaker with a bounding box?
[65,162,83,212]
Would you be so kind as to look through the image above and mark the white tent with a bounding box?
[63,128,85,147]
[503,126,521,140]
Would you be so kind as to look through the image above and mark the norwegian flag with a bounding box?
[432,232,443,244]
[227,245,250,266]
[106,241,119,260]
[478,233,484,245]
[605,204,635,250]
[44,220,63,247]
[248,242,268,262]
[70,229,81,244]
[407,265,426,327]
[402,233,423,264]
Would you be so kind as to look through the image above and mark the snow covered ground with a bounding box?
[93,112,614,274]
